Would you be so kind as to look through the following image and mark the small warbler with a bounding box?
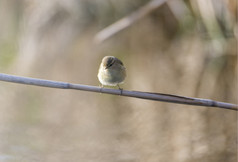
[98,56,126,89]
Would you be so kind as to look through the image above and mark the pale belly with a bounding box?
[98,68,126,86]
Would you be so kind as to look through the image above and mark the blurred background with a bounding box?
[0,0,237,161]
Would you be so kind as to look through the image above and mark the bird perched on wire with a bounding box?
[98,56,126,90]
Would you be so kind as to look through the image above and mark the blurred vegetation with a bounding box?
[0,0,237,162]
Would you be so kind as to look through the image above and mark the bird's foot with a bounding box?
[99,84,103,93]
[117,85,123,95]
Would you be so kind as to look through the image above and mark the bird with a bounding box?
[97,56,126,91]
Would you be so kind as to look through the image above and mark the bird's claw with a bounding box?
[117,85,123,95]
[99,84,103,93]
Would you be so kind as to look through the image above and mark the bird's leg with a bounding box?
[117,84,123,95]
[99,84,104,93]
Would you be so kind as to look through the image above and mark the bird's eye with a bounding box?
[106,58,115,68]
[107,62,113,68]
[106,63,113,69]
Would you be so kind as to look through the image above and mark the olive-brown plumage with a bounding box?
[98,56,126,88]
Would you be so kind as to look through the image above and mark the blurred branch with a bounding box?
[94,0,167,44]
[0,73,237,111]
